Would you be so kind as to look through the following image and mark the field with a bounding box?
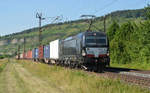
[0,59,149,93]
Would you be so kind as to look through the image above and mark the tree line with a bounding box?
[107,5,150,64]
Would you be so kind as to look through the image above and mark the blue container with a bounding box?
[35,48,39,58]
[32,48,39,58]
[44,45,50,59]
[32,49,34,58]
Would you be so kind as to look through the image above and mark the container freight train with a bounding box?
[19,31,110,72]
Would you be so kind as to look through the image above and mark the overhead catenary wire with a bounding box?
[130,0,148,8]
[92,0,144,32]
[145,0,150,6]
[36,12,63,45]
[79,0,120,32]
[93,0,119,15]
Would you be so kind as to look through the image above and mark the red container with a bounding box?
[38,45,44,59]
[27,50,32,59]
[23,52,26,59]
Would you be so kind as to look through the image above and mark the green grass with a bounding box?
[16,60,150,93]
[111,62,150,70]
[0,59,8,73]
[0,59,150,93]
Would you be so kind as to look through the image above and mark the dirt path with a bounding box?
[0,61,63,93]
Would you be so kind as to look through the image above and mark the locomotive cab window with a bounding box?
[85,34,107,47]
[96,37,106,44]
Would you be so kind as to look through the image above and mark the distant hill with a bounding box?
[0,8,146,55]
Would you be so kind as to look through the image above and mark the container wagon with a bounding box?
[49,39,61,64]
[44,45,50,63]
[23,52,27,59]
[32,48,39,61]
[26,50,32,60]
[18,31,109,72]
[20,53,23,59]
[38,45,44,61]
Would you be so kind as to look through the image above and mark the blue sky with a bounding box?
[0,0,148,36]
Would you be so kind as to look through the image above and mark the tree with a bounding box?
[145,4,150,20]
[109,21,137,64]
[107,21,119,41]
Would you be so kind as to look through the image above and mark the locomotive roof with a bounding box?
[63,31,106,41]
[81,31,106,36]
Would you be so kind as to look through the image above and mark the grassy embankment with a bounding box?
[0,59,8,73]
[0,59,149,93]
[111,62,150,70]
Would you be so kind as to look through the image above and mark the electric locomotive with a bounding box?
[59,31,110,72]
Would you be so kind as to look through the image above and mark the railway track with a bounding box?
[47,61,150,88]
[95,67,150,88]
[28,60,150,89]
[55,63,150,89]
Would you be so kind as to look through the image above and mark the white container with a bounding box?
[20,53,23,59]
[50,39,60,59]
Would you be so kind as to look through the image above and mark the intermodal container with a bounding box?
[20,53,23,59]
[32,49,34,58]
[25,52,27,59]
[44,45,50,59]
[32,48,39,59]
[50,39,60,59]
[35,48,39,59]
[15,55,18,59]
[26,51,29,59]
[38,45,44,59]
[23,52,27,59]
[27,50,32,59]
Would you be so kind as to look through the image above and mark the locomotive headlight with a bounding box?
[107,51,110,56]
[82,50,86,56]
[107,53,109,56]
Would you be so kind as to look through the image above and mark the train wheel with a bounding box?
[97,63,103,73]
[70,61,74,69]
[60,60,63,66]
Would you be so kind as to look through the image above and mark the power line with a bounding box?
[93,0,119,15]
[80,15,96,31]
[36,12,63,45]
[44,16,62,23]
[145,0,150,5]
[131,0,147,8]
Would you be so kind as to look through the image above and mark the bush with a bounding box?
[108,19,150,64]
